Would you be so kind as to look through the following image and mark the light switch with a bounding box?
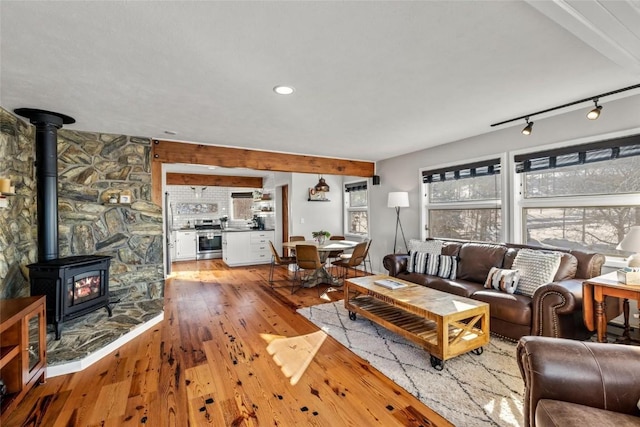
[300,218,305,224]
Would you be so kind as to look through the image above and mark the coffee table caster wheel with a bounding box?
[430,355,444,371]
[348,311,357,321]
[472,347,483,356]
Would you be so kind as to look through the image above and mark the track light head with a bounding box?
[521,118,533,135]
[587,99,602,120]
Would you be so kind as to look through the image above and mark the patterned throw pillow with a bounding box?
[437,255,457,280]
[407,251,439,275]
[407,252,457,279]
[512,249,562,297]
[484,267,521,294]
[408,239,443,254]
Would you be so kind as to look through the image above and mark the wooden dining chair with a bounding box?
[268,241,297,288]
[293,244,325,294]
[331,241,369,284]
[338,239,372,274]
[287,235,306,257]
[326,235,346,271]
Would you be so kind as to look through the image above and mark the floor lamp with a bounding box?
[388,191,409,254]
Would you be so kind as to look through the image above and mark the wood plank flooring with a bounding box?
[5,260,453,427]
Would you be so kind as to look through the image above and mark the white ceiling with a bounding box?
[1,1,639,163]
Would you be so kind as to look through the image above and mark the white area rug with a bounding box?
[297,301,524,426]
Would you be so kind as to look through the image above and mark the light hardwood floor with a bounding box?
[5,260,453,427]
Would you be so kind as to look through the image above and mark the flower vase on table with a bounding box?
[312,230,330,245]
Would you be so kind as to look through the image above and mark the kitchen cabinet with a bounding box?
[0,296,46,422]
[223,230,274,267]
[175,230,197,261]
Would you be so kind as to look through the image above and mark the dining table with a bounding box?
[282,239,358,286]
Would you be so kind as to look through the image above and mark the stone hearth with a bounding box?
[0,107,165,368]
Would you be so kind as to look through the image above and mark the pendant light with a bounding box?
[314,176,330,192]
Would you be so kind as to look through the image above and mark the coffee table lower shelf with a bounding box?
[346,295,488,370]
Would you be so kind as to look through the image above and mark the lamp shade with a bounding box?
[618,226,640,252]
[388,191,409,208]
[617,226,640,267]
[314,176,330,192]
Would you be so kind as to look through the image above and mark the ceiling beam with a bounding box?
[166,173,263,188]
[151,139,375,205]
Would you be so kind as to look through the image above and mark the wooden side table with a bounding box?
[0,296,47,421]
[583,272,639,343]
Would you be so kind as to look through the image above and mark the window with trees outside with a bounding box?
[231,191,253,220]
[422,158,502,242]
[344,181,368,236]
[516,135,640,257]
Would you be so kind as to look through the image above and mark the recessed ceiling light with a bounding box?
[273,85,295,95]
[164,130,177,135]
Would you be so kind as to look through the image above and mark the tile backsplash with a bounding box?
[166,184,275,230]
[167,185,231,229]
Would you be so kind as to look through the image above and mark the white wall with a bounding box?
[370,93,640,273]
[290,173,343,239]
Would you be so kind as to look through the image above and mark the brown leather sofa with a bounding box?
[517,336,640,427]
[383,239,614,341]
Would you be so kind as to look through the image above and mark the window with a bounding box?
[422,158,502,242]
[231,191,253,220]
[345,181,368,236]
[515,134,640,256]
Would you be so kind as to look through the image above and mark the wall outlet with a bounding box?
[300,217,305,224]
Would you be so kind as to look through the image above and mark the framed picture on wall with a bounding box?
[308,188,326,201]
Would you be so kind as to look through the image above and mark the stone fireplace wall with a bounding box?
[0,107,164,364]
[0,107,37,298]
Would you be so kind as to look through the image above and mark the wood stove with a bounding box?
[28,256,112,340]
[15,108,114,340]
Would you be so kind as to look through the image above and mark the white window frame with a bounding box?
[420,154,509,242]
[511,128,640,263]
[343,179,370,239]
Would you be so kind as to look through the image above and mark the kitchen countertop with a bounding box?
[222,228,275,232]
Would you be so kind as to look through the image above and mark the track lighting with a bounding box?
[490,83,640,134]
[587,98,602,120]
[521,118,533,135]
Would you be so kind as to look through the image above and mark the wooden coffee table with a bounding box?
[345,274,490,370]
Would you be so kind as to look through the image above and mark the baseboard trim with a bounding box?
[46,312,164,378]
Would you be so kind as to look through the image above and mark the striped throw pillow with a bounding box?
[484,267,520,294]
[407,252,457,279]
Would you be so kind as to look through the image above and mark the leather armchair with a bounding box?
[517,336,640,427]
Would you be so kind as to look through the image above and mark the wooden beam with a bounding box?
[151,160,162,206]
[151,140,375,177]
[166,173,263,188]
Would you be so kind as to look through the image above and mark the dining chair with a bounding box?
[326,235,346,272]
[294,244,325,294]
[338,239,373,274]
[287,235,306,257]
[331,241,369,285]
[268,241,297,288]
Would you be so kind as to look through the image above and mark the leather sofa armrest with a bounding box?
[530,280,581,337]
[382,254,409,277]
[517,336,640,427]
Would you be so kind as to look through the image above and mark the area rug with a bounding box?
[297,301,524,426]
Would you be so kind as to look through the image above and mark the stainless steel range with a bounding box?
[194,219,222,260]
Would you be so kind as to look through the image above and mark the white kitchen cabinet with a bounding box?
[175,230,197,261]
[223,230,274,267]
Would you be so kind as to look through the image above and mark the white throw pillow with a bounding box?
[408,239,442,254]
[512,249,562,297]
[484,267,520,294]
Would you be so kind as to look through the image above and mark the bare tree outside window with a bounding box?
[345,184,369,236]
[232,199,253,220]
[522,155,640,256]
[426,172,501,242]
